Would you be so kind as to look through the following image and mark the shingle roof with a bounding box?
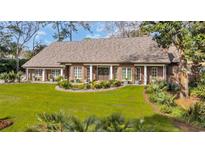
[23,37,177,68]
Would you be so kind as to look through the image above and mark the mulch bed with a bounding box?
[0,118,13,130]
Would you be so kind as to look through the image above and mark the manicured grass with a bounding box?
[0,84,179,131]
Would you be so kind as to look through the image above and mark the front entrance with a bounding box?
[98,67,109,80]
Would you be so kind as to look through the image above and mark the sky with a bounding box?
[27,22,111,49]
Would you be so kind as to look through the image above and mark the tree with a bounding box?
[104,21,147,38]
[3,21,41,71]
[50,21,91,41]
[141,21,205,98]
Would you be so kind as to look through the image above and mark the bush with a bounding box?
[16,71,23,83]
[145,80,167,94]
[85,83,91,89]
[72,84,85,90]
[8,71,16,82]
[101,81,111,89]
[149,91,176,107]
[191,85,205,101]
[160,105,172,114]
[0,59,27,73]
[183,102,205,126]
[0,72,9,82]
[56,76,64,82]
[58,80,72,89]
[111,80,121,87]
[167,82,180,92]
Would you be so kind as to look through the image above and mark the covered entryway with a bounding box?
[97,67,109,80]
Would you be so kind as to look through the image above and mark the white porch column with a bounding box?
[90,65,93,81]
[26,68,29,80]
[42,69,45,82]
[60,68,63,77]
[144,65,147,85]
[110,65,113,80]
[163,65,166,80]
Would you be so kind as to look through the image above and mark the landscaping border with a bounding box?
[55,85,126,92]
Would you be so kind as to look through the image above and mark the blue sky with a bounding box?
[28,22,110,49]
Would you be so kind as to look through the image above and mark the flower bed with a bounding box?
[56,80,123,92]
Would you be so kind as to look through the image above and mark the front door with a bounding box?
[98,67,109,80]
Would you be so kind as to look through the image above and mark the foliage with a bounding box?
[55,76,64,82]
[183,102,205,126]
[58,80,72,89]
[0,85,179,131]
[100,81,111,89]
[149,91,176,107]
[111,80,121,87]
[167,82,180,92]
[0,59,27,73]
[145,80,167,94]
[191,85,205,101]
[29,112,155,132]
[0,71,23,83]
[160,105,172,114]
[72,84,85,90]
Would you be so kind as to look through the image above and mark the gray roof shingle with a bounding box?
[23,37,177,68]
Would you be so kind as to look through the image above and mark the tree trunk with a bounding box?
[16,48,19,72]
[178,48,189,98]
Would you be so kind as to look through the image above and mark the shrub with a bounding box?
[56,76,64,82]
[145,80,167,94]
[58,80,72,89]
[149,91,176,107]
[8,71,16,82]
[167,82,180,92]
[182,102,205,127]
[111,80,121,87]
[191,85,205,101]
[160,105,172,114]
[92,81,102,89]
[85,83,91,89]
[75,79,81,83]
[16,71,23,83]
[101,81,111,89]
[72,84,85,90]
[0,72,9,82]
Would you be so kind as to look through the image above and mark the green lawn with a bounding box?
[0,84,179,131]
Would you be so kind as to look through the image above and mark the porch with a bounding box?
[26,64,167,85]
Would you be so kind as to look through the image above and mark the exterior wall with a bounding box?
[26,64,174,85]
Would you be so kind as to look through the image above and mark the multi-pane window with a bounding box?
[35,69,42,77]
[87,66,90,80]
[151,67,158,78]
[74,66,82,79]
[51,69,60,77]
[122,67,132,80]
[113,66,118,80]
[136,67,141,80]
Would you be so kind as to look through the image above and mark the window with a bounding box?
[87,66,90,80]
[74,66,82,79]
[51,69,60,77]
[113,66,118,80]
[35,69,42,77]
[136,67,141,80]
[151,67,158,78]
[122,67,132,80]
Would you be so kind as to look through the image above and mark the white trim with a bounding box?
[151,67,158,78]
[84,64,119,66]
[90,65,93,81]
[144,65,147,85]
[110,65,113,80]
[60,69,63,76]
[42,69,45,81]
[134,64,166,66]
[74,66,82,79]
[163,65,166,80]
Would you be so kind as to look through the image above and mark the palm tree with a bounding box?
[28,112,97,132]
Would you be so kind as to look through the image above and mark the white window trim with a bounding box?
[151,67,158,78]
[74,66,82,79]
[51,69,60,77]
[122,67,132,81]
[35,69,42,77]
[136,67,141,81]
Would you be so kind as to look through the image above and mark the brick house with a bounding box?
[23,37,179,85]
